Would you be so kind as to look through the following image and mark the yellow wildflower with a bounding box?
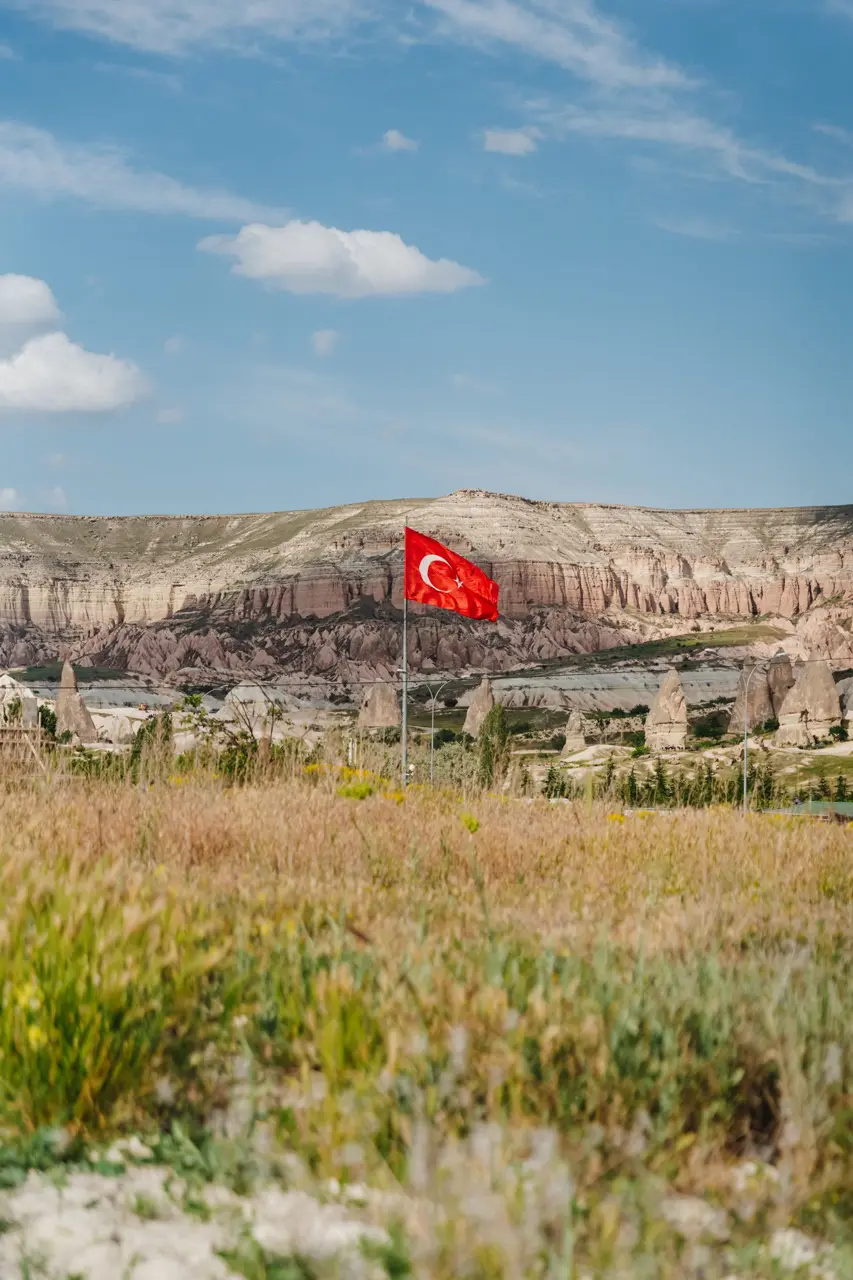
[27,1025,47,1049]
[14,980,41,1012]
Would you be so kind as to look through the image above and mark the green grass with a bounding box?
[11,663,135,685]
[3,777,853,1275]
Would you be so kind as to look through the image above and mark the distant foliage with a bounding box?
[37,705,57,738]
[477,705,510,791]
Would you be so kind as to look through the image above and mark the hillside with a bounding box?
[1,491,852,686]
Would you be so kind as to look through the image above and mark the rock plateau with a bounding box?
[0,492,850,688]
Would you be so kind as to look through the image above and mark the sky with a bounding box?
[0,0,852,516]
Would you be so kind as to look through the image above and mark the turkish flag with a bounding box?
[404,527,499,622]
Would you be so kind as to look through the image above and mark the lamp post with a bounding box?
[743,648,787,816]
[428,680,451,786]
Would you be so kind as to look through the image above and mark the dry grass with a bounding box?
[2,771,853,1275]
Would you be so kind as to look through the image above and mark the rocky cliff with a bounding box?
[0,491,851,686]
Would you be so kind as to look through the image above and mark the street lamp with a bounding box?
[428,680,451,786]
[743,649,787,815]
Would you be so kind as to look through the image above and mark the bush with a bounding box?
[829,725,849,743]
[37,705,57,738]
[548,733,567,753]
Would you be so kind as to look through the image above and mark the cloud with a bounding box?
[164,334,184,355]
[156,405,185,424]
[0,488,22,511]
[312,328,340,356]
[424,0,691,90]
[0,332,147,412]
[7,0,368,54]
[200,220,485,297]
[0,41,16,58]
[484,127,539,155]
[383,129,419,152]
[0,274,61,326]
[0,121,281,221]
[537,101,844,200]
[814,122,853,147]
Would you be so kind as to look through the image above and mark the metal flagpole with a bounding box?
[401,527,408,788]
[402,595,408,787]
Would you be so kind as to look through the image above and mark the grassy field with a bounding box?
[2,771,853,1276]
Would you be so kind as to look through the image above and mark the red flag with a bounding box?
[404,527,499,622]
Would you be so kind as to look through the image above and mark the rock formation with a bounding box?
[55,661,98,745]
[774,659,843,747]
[768,655,796,717]
[358,683,401,730]
[645,670,688,751]
[0,492,850,685]
[0,673,39,726]
[561,710,588,756]
[728,655,795,734]
[463,677,495,738]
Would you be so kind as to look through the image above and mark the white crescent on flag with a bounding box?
[419,553,454,592]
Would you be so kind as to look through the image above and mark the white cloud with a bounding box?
[0,332,147,413]
[0,274,61,326]
[7,0,368,54]
[0,121,281,221]
[424,0,691,90]
[539,101,842,195]
[0,488,22,511]
[164,334,184,355]
[484,127,539,155]
[156,406,185,424]
[0,41,16,58]
[200,220,484,298]
[312,328,340,356]
[814,122,853,147]
[383,129,419,152]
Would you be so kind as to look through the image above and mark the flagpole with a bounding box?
[401,591,408,788]
[401,522,408,788]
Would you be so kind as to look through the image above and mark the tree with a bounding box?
[623,768,639,807]
[835,775,849,803]
[2,696,21,724]
[478,704,510,790]
[817,775,831,800]
[38,704,57,738]
[602,756,616,795]
[651,758,670,806]
[542,765,566,799]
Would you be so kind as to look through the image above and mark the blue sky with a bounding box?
[0,0,851,515]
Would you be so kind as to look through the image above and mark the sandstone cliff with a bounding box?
[0,491,850,686]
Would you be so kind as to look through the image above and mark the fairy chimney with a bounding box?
[55,660,98,745]
[560,710,587,757]
[463,677,495,739]
[358,682,401,730]
[645,669,688,751]
[774,658,842,747]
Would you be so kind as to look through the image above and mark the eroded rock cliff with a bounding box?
[0,491,851,686]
